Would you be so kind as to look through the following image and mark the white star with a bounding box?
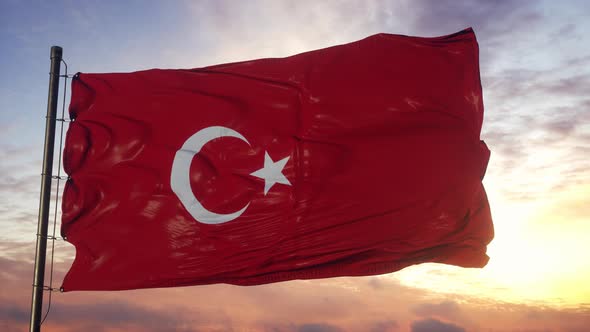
[250,152,291,195]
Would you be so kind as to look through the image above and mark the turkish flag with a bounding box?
[61,28,493,291]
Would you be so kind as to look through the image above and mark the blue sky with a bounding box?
[1,1,590,331]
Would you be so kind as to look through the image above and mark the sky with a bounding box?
[1,0,589,331]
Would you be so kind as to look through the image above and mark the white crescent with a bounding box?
[170,126,251,224]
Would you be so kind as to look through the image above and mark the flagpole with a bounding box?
[29,45,63,332]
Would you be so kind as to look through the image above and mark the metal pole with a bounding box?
[29,46,62,332]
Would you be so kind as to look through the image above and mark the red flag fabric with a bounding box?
[61,28,493,291]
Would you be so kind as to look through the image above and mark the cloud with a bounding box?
[2,256,590,332]
[408,0,540,35]
[566,54,590,67]
[297,323,343,332]
[410,318,466,332]
[412,301,461,320]
[404,0,546,74]
[484,69,590,108]
[46,301,202,332]
[0,300,196,332]
[0,256,33,282]
[481,70,590,202]
[180,0,397,66]
[0,303,28,324]
[180,0,544,69]
[0,139,69,246]
[370,320,399,332]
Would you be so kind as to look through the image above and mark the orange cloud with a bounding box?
[2,257,589,332]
